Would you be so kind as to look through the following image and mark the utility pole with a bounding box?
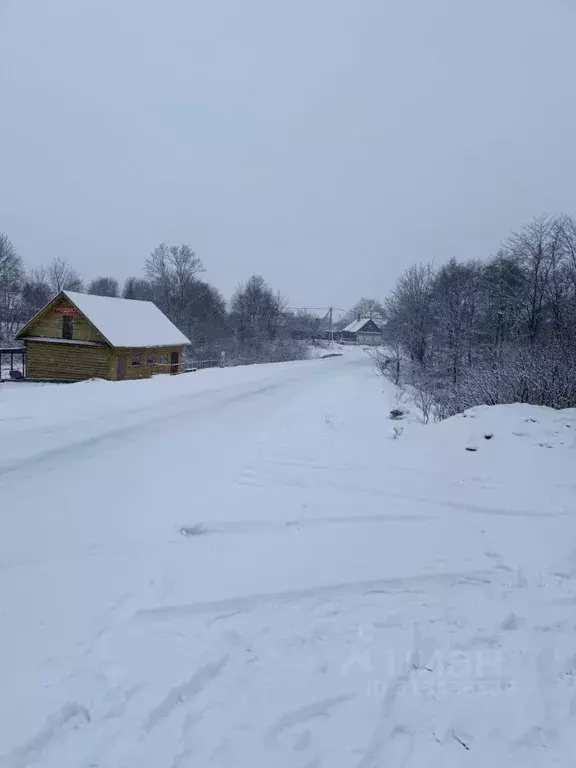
[329,306,333,347]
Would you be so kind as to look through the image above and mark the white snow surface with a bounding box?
[63,290,190,348]
[1,348,576,767]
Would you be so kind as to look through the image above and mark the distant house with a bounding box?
[341,317,382,345]
[16,290,190,382]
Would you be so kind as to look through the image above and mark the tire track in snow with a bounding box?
[0,380,296,480]
[0,364,339,481]
[168,711,204,768]
[179,513,433,538]
[143,656,228,733]
[234,468,572,518]
[265,694,355,748]
[301,759,322,768]
[0,703,90,768]
[355,645,424,768]
[135,570,495,622]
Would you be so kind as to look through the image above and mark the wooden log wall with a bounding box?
[26,341,112,381]
[111,346,185,380]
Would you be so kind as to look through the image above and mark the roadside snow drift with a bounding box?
[1,349,576,767]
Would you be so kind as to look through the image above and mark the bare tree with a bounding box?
[144,243,172,314]
[504,215,558,345]
[228,275,296,362]
[181,280,228,354]
[558,215,576,337]
[340,298,386,327]
[0,234,21,279]
[432,259,482,383]
[0,233,25,341]
[287,310,323,341]
[22,268,51,317]
[88,276,119,297]
[46,257,83,294]
[169,245,205,322]
[412,385,435,425]
[479,251,524,352]
[377,215,576,417]
[122,277,154,301]
[386,263,435,365]
[558,214,576,300]
[145,243,204,320]
[371,331,403,385]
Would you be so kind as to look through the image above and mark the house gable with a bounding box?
[343,317,381,335]
[17,294,109,346]
[358,318,381,334]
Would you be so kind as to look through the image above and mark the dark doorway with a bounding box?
[170,351,179,374]
[117,357,126,380]
[62,315,73,339]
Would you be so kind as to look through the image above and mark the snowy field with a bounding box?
[1,348,576,767]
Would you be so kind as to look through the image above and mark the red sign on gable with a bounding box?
[55,306,81,315]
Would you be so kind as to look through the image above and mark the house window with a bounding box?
[62,315,73,340]
[147,354,155,366]
[132,355,141,367]
[159,353,168,365]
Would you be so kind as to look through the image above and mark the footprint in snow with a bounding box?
[293,729,312,751]
[501,612,523,631]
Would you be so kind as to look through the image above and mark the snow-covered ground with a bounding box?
[1,348,576,767]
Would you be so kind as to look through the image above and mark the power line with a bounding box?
[287,306,351,314]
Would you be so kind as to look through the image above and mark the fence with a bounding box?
[185,359,221,372]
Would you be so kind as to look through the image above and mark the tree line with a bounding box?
[377,214,576,418]
[0,236,309,364]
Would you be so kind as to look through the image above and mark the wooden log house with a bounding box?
[16,291,190,382]
[341,317,382,345]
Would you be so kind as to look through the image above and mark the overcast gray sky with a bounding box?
[1,0,575,309]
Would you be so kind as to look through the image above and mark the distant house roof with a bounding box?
[18,291,190,348]
[343,317,381,334]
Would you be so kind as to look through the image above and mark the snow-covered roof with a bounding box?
[343,318,381,334]
[63,291,190,348]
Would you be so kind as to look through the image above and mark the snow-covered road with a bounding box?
[2,349,576,767]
